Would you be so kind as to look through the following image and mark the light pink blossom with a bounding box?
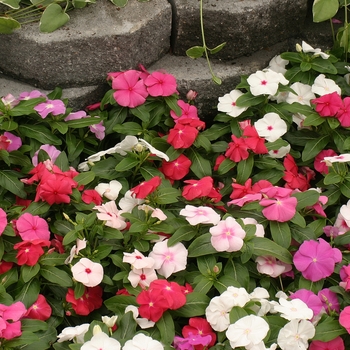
[123,249,155,269]
[32,144,61,166]
[71,258,104,287]
[128,268,158,288]
[93,201,127,230]
[34,99,66,118]
[256,256,291,278]
[179,205,221,225]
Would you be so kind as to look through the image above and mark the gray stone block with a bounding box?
[171,0,308,60]
[0,0,171,89]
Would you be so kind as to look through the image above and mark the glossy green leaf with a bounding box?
[39,4,70,33]
[313,0,339,22]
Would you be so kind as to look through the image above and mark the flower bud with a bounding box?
[186,90,198,101]
[295,43,302,52]
[93,325,102,335]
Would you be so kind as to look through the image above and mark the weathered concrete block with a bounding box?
[0,0,171,89]
[171,0,308,60]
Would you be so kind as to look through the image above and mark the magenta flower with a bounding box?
[170,100,199,122]
[32,144,61,166]
[144,71,177,97]
[34,99,66,119]
[260,196,297,222]
[4,132,22,152]
[16,213,50,241]
[112,70,148,108]
[173,334,212,350]
[293,238,342,282]
[318,288,340,314]
[339,306,350,333]
[0,301,27,340]
[0,208,7,236]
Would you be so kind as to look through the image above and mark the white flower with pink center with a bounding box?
[123,249,155,269]
[209,216,246,252]
[254,112,287,142]
[241,217,265,237]
[247,69,288,96]
[217,89,248,117]
[268,144,291,159]
[179,205,221,225]
[323,153,350,165]
[149,240,188,278]
[71,258,103,287]
[127,268,158,288]
[256,256,289,278]
[93,201,127,230]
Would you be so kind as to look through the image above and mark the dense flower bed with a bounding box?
[1,41,350,349]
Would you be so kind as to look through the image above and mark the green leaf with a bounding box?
[65,116,101,128]
[39,3,70,33]
[109,0,128,5]
[73,171,95,186]
[21,264,40,283]
[168,226,197,246]
[114,157,139,171]
[115,311,137,345]
[3,331,40,348]
[104,295,138,313]
[194,276,214,294]
[1,120,18,131]
[324,172,343,185]
[217,158,235,175]
[280,52,303,63]
[187,148,212,177]
[313,0,339,22]
[251,237,292,263]
[15,278,40,308]
[236,155,254,183]
[197,255,217,276]
[157,311,175,345]
[270,221,291,249]
[209,42,226,54]
[164,95,181,116]
[156,186,181,204]
[292,190,320,210]
[0,170,26,198]
[188,233,218,257]
[236,92,266,107]
[224,260,250,290]
[113,122,143,135]
[21,319,48,333]
[23,202,51,216]
[311,57,337,74]
[302,135,330,162]
[229,306,248,323]
[299,276,323,293]
[314,316,347,341]
[172,292,210,317]
[186,46,206,59]
[39,252,67,266]
[0,0,20,8]
[19,124,62,145]
[40,266,73,287]
[340,180,350,197]
[0,16,20,34]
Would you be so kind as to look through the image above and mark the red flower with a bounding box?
[116,288,131,296]
[310,336,344,350]
[136,288,169,322]
[283,154,309,191]
[225,135,249,162]
[167,124,199,149]
[230,179,254,200]
[14,239,50,266]
[182,176,214,201]
[311,92,343,117]
[24,294,52,321]
[50,234,65,254]
[243,125,268,154]
[180,283,193,295]
[82,189,103,205]
[213,155,226,171]
[160,154,192,180]
[182,317,217,350]
[0,261,13,274]
[66,286,103,316]
[314,149,338,174]
[0,135,9,150]
[149,280,186,310]
[131,176,162,199]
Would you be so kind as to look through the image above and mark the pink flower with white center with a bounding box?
[19,90,45,100]
[242,217,265,237]
[209,216,246,252]
[286,82,315,106]
[247,69,288,96]
[93,201,127,230]
[71,257,103,287]
[123,249,155,269]
[268,144,291,158]
[0,208,7,236]
[16,212,50,241]
[95,180,122,201]
[34,99,66,119]
[89,120,105,140]
[256,256,290,278]
[311,74,341,96]
[217,89,248,117]
[4,132,22,151]
[32,144,61,166]
[128,267,158,288]
[149,240,188,278]
[254,112,287,142]
[179,205,221,225]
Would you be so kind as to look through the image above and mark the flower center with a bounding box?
[85,268,92,274]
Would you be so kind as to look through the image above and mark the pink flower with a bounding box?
[310,337,345,350]
[19,90,45,100]
[314,149,338,174]
[32,144,61,166]
[340,264,350,291]
[339,306,350,333]
[4,132,22,152]
[89,120,105,140]
[71,258,104,287]
[149,240,188,278]
[337,96,350,127]
[24,294,52,321]
[293,238,342,282]
[170,100,199,122]
[0,301,27,340]
[256,256,290,278]
[93,201,127,230]
[16,213,50,241]
[0,208,7,236]
[311,92,343,117]
[144,71,177,97]
[209,216,246,252]
[318,288,340,314]
[34,99,66,119]
[64,110,87,121]
[112,70,148,108]
[179,205,221,225]
[260,196,297,222]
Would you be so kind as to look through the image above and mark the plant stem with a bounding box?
[330,18,335,44]
[345,0,348,61]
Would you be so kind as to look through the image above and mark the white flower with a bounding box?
[123,249,155,269]
[65,238,87,264]
[254,112,287,142]
[123,333,164,350]
[286,82,315,106]
[268,144,291,158]
[87,150,108,162]
[249,287,270,300]
[221,286,250,308]
[323,153,350,165]
[95,180,122,200]
[106,135,138,156]
[125,305,155,329]
[118,190,145,213]
[138,138,169,161]
[292,113,307,129]
[269,90,289,103]
[179,205,221,225]
[217,90,248,117]
[301,41,330,59]
[81,331,121,350]
[71,258,104,287]
[101,315,118,328]
[57,323,89,343]
[226,315,270,348]
[277,319,315,350]
[78,161,90,172]
[205,295,232,331]
[272,298,313,320]
[247,342,277,350]
[138,204,167,221]
[268,55,289,74]
[247,69,288,96]
[241,217,265,237]
[339,199,350,227]
[127,268,158,288]
[311,74,341,96]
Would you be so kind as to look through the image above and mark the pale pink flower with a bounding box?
[227,193,262,207]
[64,110,87,121]
[89,120,105,140]
[4,132,22,152]
[179,205,221,225]
[123,249,155,269]
[0,208,7,236]
[268,144,291,158]
[19,90,45,100]
[242,218,265,237]
[149,240,188,278]
[138,205,167,221]
[65,238,87,264]
[209,216,246,252]
[95,180,123,201]
[1,94,19,109]
[112,70,148,108]
[247,69,288,96]
[32,144,61,166]
[217,89,248,117]
[256,256,289,278]
[71,258,103,287]
[254,113,287,142]
[34,99,66,118]
[128,268,158,288]
[323,153,350,165]
[93,201,127,230]
[16,213,50,241]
